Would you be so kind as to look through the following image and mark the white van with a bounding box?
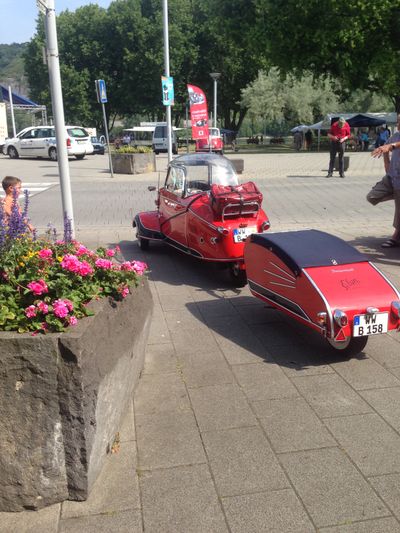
[152,125,177,155]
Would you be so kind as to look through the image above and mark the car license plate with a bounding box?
[353,312,388,337]
[233,227,256,243]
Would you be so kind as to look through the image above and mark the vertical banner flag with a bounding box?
[187,84,209,140]
[161,76,174,106]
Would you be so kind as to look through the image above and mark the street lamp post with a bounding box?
[209,72,221,128]
[7,82,16,137]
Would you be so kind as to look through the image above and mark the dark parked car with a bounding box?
[91,136,105,155]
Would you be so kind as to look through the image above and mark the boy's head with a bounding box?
[2,176,22,195]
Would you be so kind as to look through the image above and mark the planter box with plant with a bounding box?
[111,145,156,174]
[0,189,153,511]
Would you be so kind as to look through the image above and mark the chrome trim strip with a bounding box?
[269,261,297,280]
[263,269,296,283]
[269,281,296,289]
[187,208,221,231]
[302,269,334,338]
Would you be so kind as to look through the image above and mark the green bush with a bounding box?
[114,145,152,154]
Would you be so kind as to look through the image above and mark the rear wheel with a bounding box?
[8,146,19,159]
[137,237,149,251]
[49,147,57,161]
[75,154,85,160]
[327,335,368,356]
[229,263,247,288]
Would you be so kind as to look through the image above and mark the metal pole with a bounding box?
[185,101,189,153]
[8,86,16,137]
[162,0,172,162]
[44,0,75,237]
[101,102,114,178]
[213,78,217,128]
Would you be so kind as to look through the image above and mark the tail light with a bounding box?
[261,220,270,232]
[66,138,71,148]
[217,227,229,236]
[333,309,348,327]
[391,301,400,318]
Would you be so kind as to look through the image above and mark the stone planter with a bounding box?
[0,279,153,512]
[111,152,156,174]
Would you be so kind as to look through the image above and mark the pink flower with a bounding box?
[95,258,113,270]
[79,261,93,276]
[131,261,147,275]
[115,245,121,253]
[38,248,53,259]
[106,249,115,257]
[52,299,69,318]
[120,261,133,271]
[118,286,130,298]
[75,244,89,256]
[37,301,49,314]
[27,279,48,295]
[68,316,78,326]
[64,299,74,312]
[25,305,37,318]
[61,254,81,273]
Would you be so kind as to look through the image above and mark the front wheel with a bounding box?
[229,263,247,288]
[8,146,19,159]
[49,147,57,161]
[75,154,85,160]
[137,236,149,251]
[327,335,368,357]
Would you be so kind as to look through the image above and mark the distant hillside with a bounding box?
[0,43,29,97]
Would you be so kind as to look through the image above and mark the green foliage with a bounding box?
[114,145,152,153]
[0,236,147,333]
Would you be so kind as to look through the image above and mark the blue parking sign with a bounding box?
[95,79,108,104]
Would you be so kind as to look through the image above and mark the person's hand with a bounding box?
[371,144,391,158]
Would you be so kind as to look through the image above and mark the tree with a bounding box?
[259,0,400,111]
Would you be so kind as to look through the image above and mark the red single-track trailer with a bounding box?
[244,229,400,355]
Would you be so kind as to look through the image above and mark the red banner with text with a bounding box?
[187,84,209,140]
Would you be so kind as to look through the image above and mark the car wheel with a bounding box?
[138,237,149,251]
[8,146,19,159]
[75,154,85,160]
[49,147,57,161]
[154,151,159,155]
[229,263,247,288]
[327,335,368,356]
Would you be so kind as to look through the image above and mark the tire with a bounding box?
[75,154,85,160]
[327,335,368,357]
[229,263,247,288]
[8,146,19,159]
[49,147,57,161]
[138,237,149,251]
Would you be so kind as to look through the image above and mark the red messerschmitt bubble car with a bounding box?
[133,153,270,286]
[244,229,400,355]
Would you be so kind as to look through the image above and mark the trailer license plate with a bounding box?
[233,227,256,243]
[353,313,388,337]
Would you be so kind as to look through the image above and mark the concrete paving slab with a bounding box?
[250,322,304,347]
[319,516,400,532]
[119,399,136,443]
[61,445,140,519]
[232,362,300,401]
[360,387,400,431]
[212,330,272,365]
[135,411,206,469]
[142,342,178,375]
[330,356,400,390]
[325,413,400,476]
[189,383,257,432]
[291,374,373,418]
[59,509,143,533]
[172,326,220,354]
[279,448,389,527]
[253,397,335,453]
[140,464,228,533]
[269,344,336,377]
[134,372,190,415]
[180,358,235,389]
[222,489,315,533]
[0,504,60,533]
[202,427,289,496]
[369,474,400,521]
[146,307,171,345]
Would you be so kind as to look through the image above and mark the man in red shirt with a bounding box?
[326,117,351,178]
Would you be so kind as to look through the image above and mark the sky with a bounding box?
[0,0,113,45]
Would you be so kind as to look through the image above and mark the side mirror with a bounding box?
[148,186,156,192]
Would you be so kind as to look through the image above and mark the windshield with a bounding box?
[209,128,220,137]
[170,154,239,189]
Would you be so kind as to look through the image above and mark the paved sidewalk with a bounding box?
[1,152,400,532]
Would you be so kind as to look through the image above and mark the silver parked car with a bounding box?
[3,125,94,161]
